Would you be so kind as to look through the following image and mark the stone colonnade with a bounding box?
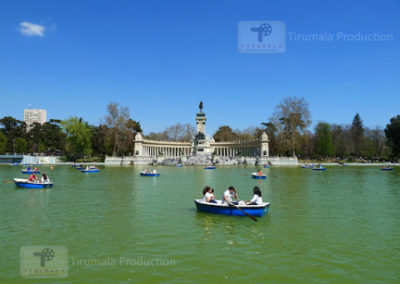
[141,144,192,158]
[212,143,261,157]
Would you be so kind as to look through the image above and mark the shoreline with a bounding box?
[1,162,398,167]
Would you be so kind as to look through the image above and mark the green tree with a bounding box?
[62,117,92,158]
[41,120,66,152]
[273,96,311,157]
[91,125,112,156]
[350,113,364,157]
[27,122,43,153]
[0,116,27,152]
[15,137,28,153]
[0,133,7,154]
[385,115,400,159]
[213,126,237,142]
[314,122,334,158]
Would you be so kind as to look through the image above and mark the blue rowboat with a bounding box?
[72,164,81,168]
[21,170,40,174]
[175,164,184,167]
[263,164,270,168]
[10,163,20,166]
[13,178,53,189]
[140,172,160,177]
[252,173,266,179]
[313,167,327,171]
[204,166,216,170]
[381,167,393,171]
[194,199,270,217]
[81,169,99,173]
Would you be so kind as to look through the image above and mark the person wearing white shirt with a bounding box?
[41,173,50,183]
[246,186,263,205]
[222,186,238,205]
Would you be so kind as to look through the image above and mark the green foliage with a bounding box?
[62,117,92,158]
[385,115,400,158]
[314,123,334,158]
[213,126,237,142]
[350,113,364,156]
[0,132,7,154]
[0,116,27,152]
[15,137,28,153]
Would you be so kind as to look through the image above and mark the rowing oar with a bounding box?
[229,203,258,222]
[2,180,14,183]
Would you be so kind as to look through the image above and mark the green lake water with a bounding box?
[0,165,399,283]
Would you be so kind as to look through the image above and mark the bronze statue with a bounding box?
[199,101,203,111]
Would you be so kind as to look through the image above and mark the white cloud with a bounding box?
[19,22,45,37]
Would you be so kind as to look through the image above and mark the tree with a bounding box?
[213,126,237,142]
[27,122,43,153]
[272,96,311,157]
[0,116,27,152]
[314,122,334,158]
[62,117,92,158]
[41,120,66,153]
[104,102,130,156]
[0,133,7,154]
[164,123,195,141]
[15,137,28,153]
[91,125,112,156]
[350,113,364,157]
[126,119,142,134]
[235,127,257,141]
[385,115,400,159]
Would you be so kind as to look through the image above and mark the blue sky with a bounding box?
[0,0,399,134]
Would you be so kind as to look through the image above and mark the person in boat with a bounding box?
[209,188,217,203]
[35,167,38,172]
[152,169,157,174]
[258,169,263,176]
[27,166,31,171]
[202,186,217,203]
[246,186,263,205]
[86,165,90,170]
[144,168,149,173]
[28,173,38,182]
[222,186,238,205]
[41,173,50,183]
[202,186,212,202]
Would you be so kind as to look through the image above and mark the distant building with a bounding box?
[24,109,47,130]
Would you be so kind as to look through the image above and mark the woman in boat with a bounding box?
[152,169,157,174]
[209,188,217,203]
[41,173,50,183]
[246,186,263,205]
[202,186,211,202]
[258,169,263,176]
[222,186,238,205]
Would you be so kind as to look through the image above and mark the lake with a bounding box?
[0,165,399,283]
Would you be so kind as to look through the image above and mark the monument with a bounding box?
[127,102,276,165]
